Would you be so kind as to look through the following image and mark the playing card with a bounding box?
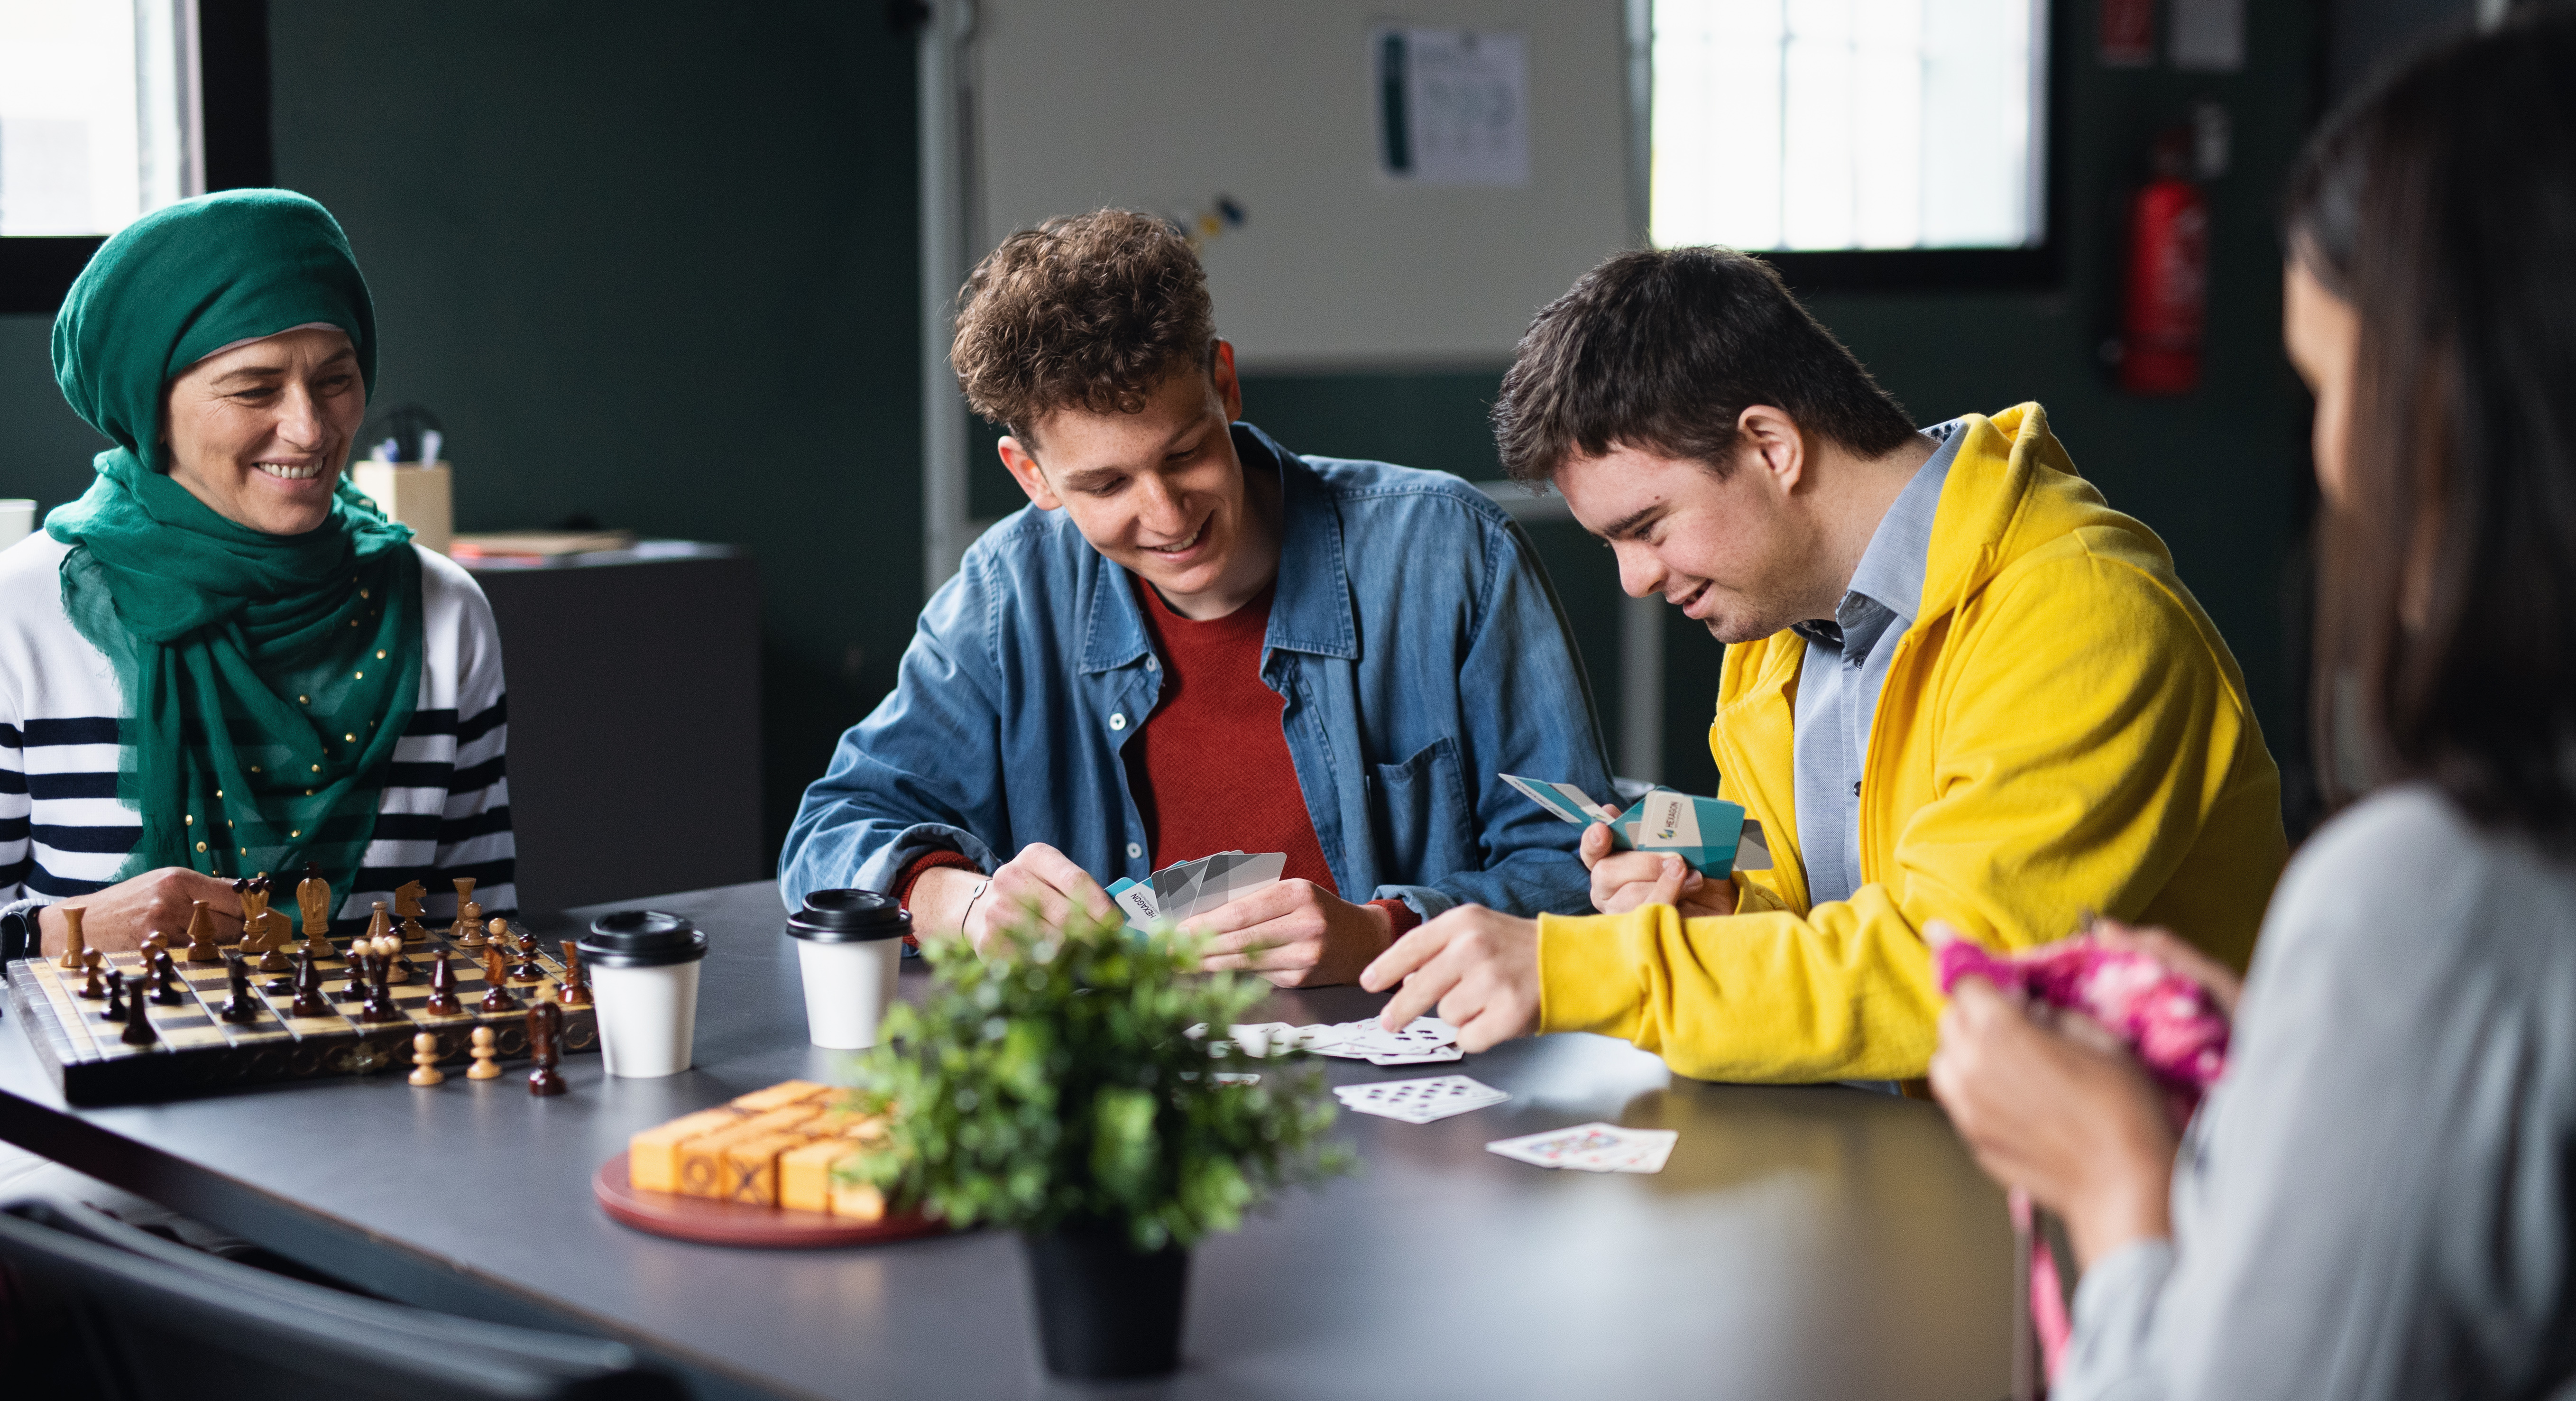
[1500,773,1622,825]
[1366,1044,1463,1066]
[1107,877,1160,929]
[1485,1123,1678,1173]
[1334,1075,1508,1124]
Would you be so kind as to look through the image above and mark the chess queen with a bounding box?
[0,191,516,964]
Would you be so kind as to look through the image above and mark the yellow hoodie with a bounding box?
[1537,405,2287,1082]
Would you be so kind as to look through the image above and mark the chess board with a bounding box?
[4,931,599,1106]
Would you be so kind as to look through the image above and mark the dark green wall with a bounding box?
[0,0,2318,878]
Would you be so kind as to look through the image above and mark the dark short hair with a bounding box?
[1492,247,1919,482]
[2288,3,2576,843]
[951,209,1215,438]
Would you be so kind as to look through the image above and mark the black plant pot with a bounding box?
[1021,1221,1191,1379]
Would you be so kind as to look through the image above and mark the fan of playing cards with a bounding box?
[1107,851,1287,930]
[1223,1015,1465,1065]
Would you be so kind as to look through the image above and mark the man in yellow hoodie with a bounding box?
[1362,248,2286,1083]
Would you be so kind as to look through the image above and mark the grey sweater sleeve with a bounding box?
[2059,786,2576,1401]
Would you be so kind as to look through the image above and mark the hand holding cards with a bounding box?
[1487,1123,1678,1174]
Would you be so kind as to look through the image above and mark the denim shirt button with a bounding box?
[1109,712,1127,731]
[1127,842,1143,859]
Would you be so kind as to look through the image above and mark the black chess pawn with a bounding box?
[337,945,370,1002]
[287,949,331,1019]
[100,968,127,1023]
[218,953,259,1025]
[506,927,545,984]
[525,1001,566,1097]
[121,989,158,1047]
[422,949,463,1018]
[151,950,185,1006]
[77,949,106,1000]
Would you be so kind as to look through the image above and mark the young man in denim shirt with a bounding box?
[779,211,1612,986]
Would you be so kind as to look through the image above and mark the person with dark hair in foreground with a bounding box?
[1928,9,2576,1397]
[1362,244,2286,1080]
[779,210,1612,985]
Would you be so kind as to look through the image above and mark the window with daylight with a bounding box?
[0,0,202,239]
[1648,0,2052,283]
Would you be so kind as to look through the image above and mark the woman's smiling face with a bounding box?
[161,326,366,536]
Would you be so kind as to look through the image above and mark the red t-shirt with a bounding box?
[899,575,1415,939]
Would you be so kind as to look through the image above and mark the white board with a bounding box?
[965,1,1635,370]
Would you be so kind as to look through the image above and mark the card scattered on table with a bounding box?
[1106,850,1287,930]
[1228,1016,1462,1064]
[1486,1122,1678,1173]
[1336,1075,1509,1124]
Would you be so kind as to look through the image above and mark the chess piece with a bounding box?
[393,881,429,942]
[477,946,521,1012]
[358,949,402,1024]
[450,877,480,942]
[287,949,331,1018]
[465,1025,501,1079]
[504,922,544,983]
[139,930,168,959]
[422,949,463,1017]
[55,903,87,971]
[121,988,158,1046]
[364,900,393,945]
[151,950,184,1006]
[78,950,106,1000]
[296,864,332,954]
[218,953,259,1024]
[525,1002,567,1097]
[338,942,371,1002]
[555,940,593,1007]
[101,969,127,1023]
[182,900,221,963]
[408,1032,446,1087]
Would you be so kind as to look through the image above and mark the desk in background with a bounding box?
[0,880,2014,1401]
[460,543,762,912]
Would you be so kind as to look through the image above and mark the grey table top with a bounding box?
[0,881,2012,1401]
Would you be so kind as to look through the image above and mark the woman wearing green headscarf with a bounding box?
[0,190,515,961]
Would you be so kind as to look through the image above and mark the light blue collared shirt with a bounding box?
[1789,420,1965,908]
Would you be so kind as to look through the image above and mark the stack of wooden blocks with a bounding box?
[626,1079,889,1219]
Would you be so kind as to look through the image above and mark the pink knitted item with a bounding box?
[1938,934,2232,1387]
[1935,935,2230,1111]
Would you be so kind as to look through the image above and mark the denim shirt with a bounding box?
[780,423,1614,922]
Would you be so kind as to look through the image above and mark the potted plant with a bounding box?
[843,905,1350,1379]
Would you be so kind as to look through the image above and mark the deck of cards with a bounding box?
[1500,774,1770,877]
[1337,1075,1510,1124]
[1106,850,1287,930]
[1227,1015,1463,1065]
[1486,1123,1678,1174]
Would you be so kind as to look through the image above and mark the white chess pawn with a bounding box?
[408,1032,445,1087]
[465,1025,502,1080]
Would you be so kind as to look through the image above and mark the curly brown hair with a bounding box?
[951,209,1216,438]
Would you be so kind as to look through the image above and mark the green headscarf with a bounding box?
[45,190,424,906]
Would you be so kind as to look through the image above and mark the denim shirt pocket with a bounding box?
[1367,736,1475,884]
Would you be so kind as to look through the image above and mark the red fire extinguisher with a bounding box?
[2119,130,2208,396]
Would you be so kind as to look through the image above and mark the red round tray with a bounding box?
[592,1150,949,1248]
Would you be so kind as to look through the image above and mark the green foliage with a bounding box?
[842,905,1352,1251]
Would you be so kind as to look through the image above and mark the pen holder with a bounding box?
[352,461,453,555]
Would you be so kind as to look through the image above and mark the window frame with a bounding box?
[0,0,271,316]
[1633,0,2067,294]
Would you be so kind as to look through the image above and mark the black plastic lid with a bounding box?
[785,888,911,944]
[577,910,709,968]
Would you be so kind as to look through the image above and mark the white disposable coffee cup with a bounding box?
[785,888,910,1050]
[578,911,709,1078]
[0,500,34,553]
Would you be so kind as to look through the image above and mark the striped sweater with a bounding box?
[0,531,516,936]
